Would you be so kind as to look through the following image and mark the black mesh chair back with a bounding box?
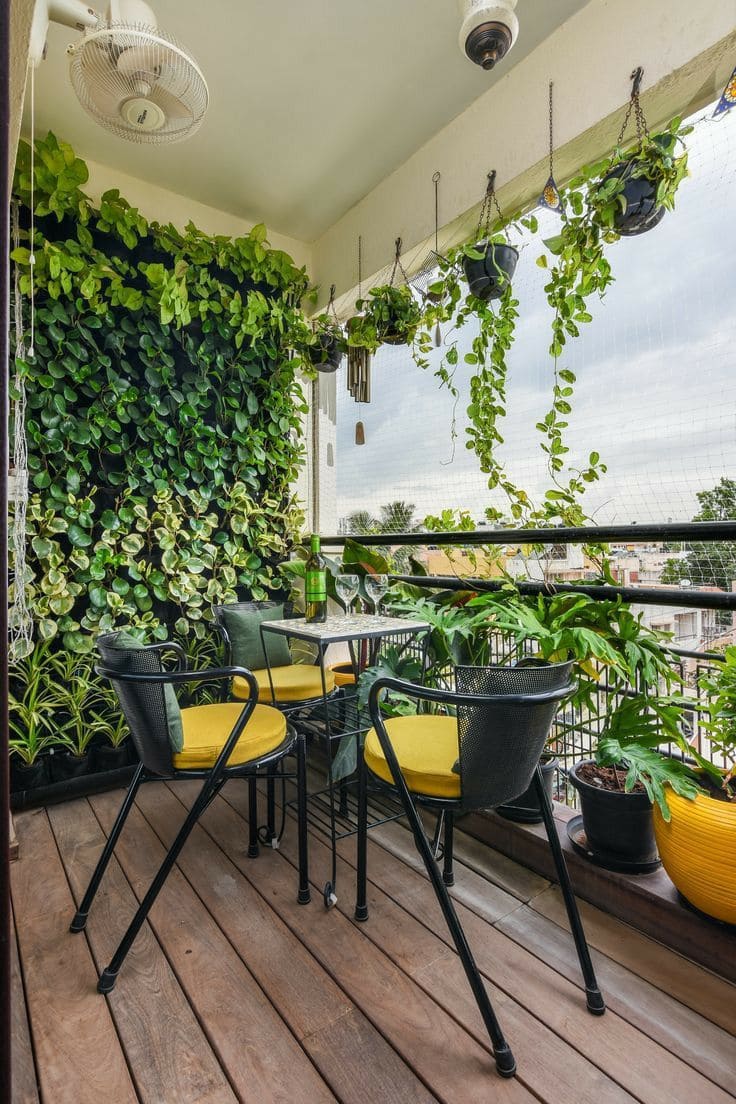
[96,633,175,777]
[455,661,573,811]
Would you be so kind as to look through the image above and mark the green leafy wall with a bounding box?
[11,133,314,654]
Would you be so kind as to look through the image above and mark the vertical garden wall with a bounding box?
[9,132,314,781]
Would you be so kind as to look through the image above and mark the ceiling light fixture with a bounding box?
[458,0,519,71]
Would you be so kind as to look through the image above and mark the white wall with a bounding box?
[312,0,736,313]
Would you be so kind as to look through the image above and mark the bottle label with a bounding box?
[305,570,326,601]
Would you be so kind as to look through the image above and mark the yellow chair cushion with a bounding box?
[173,702,287,770]
[364,715,461,799]
[232,665,336,703]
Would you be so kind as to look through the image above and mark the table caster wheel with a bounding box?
[323,882,337,909]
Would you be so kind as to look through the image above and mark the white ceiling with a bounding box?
[26,0,590,242]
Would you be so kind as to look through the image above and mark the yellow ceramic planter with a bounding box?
[653,789,736,924]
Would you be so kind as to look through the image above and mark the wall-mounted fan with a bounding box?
[30,0,209,143]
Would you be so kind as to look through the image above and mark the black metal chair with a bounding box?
[70,631,310,994]
[213,600,342,847]
[356,662,604,1078]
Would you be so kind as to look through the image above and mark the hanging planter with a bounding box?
[350,238,422,350]
[307,284,347,374]
[588,69,690,238]
[461,172,518,301]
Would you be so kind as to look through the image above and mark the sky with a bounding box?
[335,104,736,529]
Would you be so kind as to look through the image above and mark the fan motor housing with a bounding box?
[464,21,514,69]
[458,0,519,71]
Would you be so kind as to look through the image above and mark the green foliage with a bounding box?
[347,284,422,351]
[11,132,312,663]
[698,646,736,798]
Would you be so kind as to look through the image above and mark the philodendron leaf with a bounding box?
[596,736,702,820]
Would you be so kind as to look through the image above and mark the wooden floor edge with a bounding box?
[9,812,18,862]
[459,806,736,985]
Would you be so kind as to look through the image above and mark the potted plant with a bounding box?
[467,589,694,851]
[461,233,518,302]
[653,647,736,922]
[307,314,347,373]
[348,284,422,349]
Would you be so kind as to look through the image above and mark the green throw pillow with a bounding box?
[106,630,183,754]
[220,604,292,671]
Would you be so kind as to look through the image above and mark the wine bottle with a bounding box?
[305,534,327,623]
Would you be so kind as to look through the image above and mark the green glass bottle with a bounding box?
[305,534,327,623]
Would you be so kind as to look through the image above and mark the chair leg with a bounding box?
[248,776,260,857]
[70,763,145,934]
[354,753,369,921]
[266,764,277,847]
[97,776,224,994]
[397,787,515,1076]
[296,734,311,905]
[442,811,455,887]
[533,767,605,1015]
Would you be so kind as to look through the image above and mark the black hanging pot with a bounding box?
[462,241,518,301]
[310,327,345,374]
[598,161,666,236]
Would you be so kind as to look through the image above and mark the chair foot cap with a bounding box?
[494,1047,516,1078]
[354,905,369,922]
[97,968,119,994]
[442,873,455,887]
[69,912,88,933]
[247,844,260,858]
[586,989,606,1016]
[297,889,311,905]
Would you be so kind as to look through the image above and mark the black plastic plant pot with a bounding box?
[312,329,345,374]
[379,316,418,346]
[10,756,49,793]
[497,755,558,824]
[462,241,518,301]
[568,759,659,866]
[50,750,92,783]
[600,162,666,237]
[92,741,132,773]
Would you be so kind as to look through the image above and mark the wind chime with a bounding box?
[538,80,563,213]
[347,235,370,444]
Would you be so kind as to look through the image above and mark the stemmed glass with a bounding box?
[335,573,360,615]
[364,574,389,615]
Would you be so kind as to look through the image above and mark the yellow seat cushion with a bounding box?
[173,702,287,770]
[364,715,461,799]
[232,665,336,703]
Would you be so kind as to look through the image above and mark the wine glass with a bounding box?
[364,574,389,615]
[335,573,360,614]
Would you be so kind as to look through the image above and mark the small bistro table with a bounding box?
[259,613,430,907]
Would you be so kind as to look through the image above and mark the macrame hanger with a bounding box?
[389,236,410,287]
[539,80,563,213]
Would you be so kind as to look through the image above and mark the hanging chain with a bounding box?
[548,81,555,178]
[357,235,363,300]
[327,283,340,325]
[616,66,650,148]
[434,167,441,252]
[389,236,410,287]
[477,171,503,238]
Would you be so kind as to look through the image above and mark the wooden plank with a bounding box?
[261,793,736,1104]
[497,904,736,1092]
[88,789,336,1104]
[10,915,38,1104]
[172,780,538,1104]
[10,809,138,1104]
[48,799,238,1104]
[462,808,736,983]
[531,885,736,1035]
[136,782,436,1104]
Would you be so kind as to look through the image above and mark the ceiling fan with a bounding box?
[29,0,209,143]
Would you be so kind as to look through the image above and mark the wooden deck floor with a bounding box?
[10,776,736,1104]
